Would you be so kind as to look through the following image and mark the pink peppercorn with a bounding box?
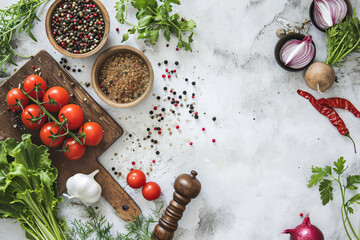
[116,28,119,31]
[32,66,35,69]
[202,128,205,131]
[195,112,198,115]
[176,48,179,51]
[166,44,169,47]
[158,131,162,134]
[189,142,193,146]
[152,160,156,163]
[173,70,176,73]
[162,74,166,78]
[300,213,304,217]
[12,109,15,113]
[174,104,178,107]
[170,90,173,93]
[165,69,169,72]
[154,106,157,110]
[132,161,135,165]
[176,125,179,129]
[167,75,171,78]
[130,168,134,171]
[212,139,216,143]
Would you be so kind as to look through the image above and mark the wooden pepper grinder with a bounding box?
[153,170,201,240]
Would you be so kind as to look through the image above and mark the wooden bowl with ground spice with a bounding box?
[45,0,110,58]
[91,45,154,108]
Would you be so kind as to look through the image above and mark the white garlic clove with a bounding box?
[66,170,102,206]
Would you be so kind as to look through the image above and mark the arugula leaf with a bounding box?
[115,0,196,51]
[138,15,153,27]
[122,32,129,42]
[149,29,160,44]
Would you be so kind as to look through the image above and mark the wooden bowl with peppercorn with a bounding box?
[91,45,154,108]
[45,0,110,58]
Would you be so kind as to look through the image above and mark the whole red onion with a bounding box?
[282,214,324,240]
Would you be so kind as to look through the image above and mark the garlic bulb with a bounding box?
[66,170,102,205]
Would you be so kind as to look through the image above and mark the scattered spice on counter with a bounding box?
[51,0,105,54]
[98,53,150,103]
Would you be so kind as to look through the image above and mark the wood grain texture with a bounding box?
[0,50,141,221]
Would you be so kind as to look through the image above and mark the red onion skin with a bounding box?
[283,215,324,240]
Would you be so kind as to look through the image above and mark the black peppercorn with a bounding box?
[156,96,161,100]
[194,115,199,119]
[129,134,132,137]
[72,69,76,72]
[150,111,153,114]
[183,91,187,95]
[112,167,115,171]
[192,81,196,85]
[173,91,176,95]
[63,59,67,63]
[179,95,182,99]
[78,69,81,72]
[185,78,188,81]
[66,66,70,70]
[172,110,175,113]
[156,151,160,155]
[164,60,168,64]
[147,128,150,131]
[175,61,179,65]
[212,117,216,121]
[163,87,167,91]
[161,108,165,112]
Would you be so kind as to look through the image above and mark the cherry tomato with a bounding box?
[21,104,47,130]
[6,88,29,110]
[58,104,84,130]
[40,122,66,148]
[23,75,47,100]
[43,87,70,112]
[142,182,161,201]
[126,170,146,189]
[78,122,103,146]
[63,137,86,160]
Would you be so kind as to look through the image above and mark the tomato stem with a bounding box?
[20,88,82,145]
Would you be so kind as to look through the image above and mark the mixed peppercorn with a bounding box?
[109,59,218,178]
[51,0,105,54]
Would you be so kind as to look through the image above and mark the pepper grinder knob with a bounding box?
[152,170,201,240]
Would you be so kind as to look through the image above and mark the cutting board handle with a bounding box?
[93,161,141,221]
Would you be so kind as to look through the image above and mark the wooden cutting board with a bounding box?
[0,50,141,221]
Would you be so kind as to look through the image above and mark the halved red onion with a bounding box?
[314,0,347,30]
[280,35,315,69]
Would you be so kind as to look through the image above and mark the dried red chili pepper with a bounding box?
[317,97,360,118]
[297,90,356,152]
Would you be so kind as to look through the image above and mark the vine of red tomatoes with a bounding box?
[6,75,103,160]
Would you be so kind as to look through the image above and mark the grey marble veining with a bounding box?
[1,0,360,239]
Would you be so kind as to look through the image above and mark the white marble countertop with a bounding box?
[1,0,360,239]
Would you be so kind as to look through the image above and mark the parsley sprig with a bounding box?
[308,157,360,240]
[115,0,196,51]
[0,0,48,77]
[325,12,360,66]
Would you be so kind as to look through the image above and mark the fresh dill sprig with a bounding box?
[67,204,164,240]
[0,0,48,77]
